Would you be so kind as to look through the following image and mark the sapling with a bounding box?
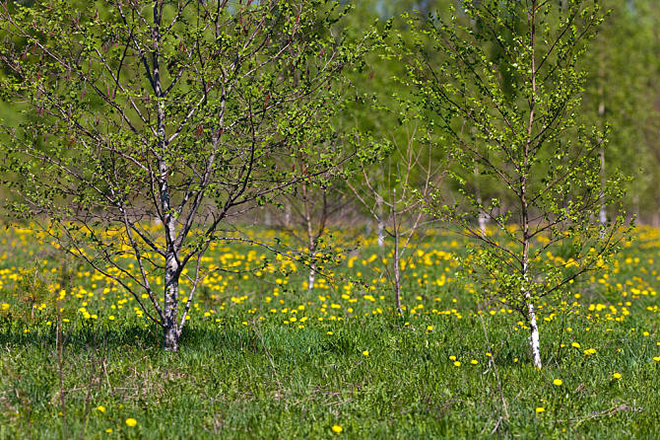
[397,0,630,367]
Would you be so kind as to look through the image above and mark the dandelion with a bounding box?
[653,356,660,362]
[331,425,343,433]
[612,373,622,379]
[96,405,106,413]
[362,350,369,357]
[125,418,137,427]
[454,361,461,367]
[536,407,545,413]
[470,360,478,365]
[553,379,563,386]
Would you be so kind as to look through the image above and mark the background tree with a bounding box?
[397,0,630,368]
[0,0,371,351]
[347,126,443,310]
[266,171,350,295]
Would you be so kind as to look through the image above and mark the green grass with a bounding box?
[1,226,660,439]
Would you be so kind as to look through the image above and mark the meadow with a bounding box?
[1,225,659,439]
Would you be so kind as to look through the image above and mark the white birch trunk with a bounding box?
[526,298,542,369]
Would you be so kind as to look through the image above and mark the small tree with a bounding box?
[348,126,443,310]
[0,0,370,350]
[267,172,349,295]
[398,0,629,367]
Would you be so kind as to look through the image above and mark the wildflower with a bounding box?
[612,373,622,379]
[454,361,461,367]
[362,350,369,357]
[96,405,106,413]
[653,356,660,362]
[125,418,137,427]
[536,407,545,413]
[553,379,563,386]
[331,425,343,433]
[470,360,478,365]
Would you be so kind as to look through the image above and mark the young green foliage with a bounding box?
[0,0,372,350]
[397,0,630,367]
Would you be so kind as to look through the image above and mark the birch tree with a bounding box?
[398,0,630,368]
[348,127,444,310]
[0,0,371,351]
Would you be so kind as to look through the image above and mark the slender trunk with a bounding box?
[284,204,291,227]
[308,257,316,294]
[393,234,401,310]
[598,47,607,226]
[526,298,542,368]
[522,206,541,367]
[599,144,607,225]
[302,182,317,294]
[523,2,542,369]
[163,254,180,351]
[376,196,385,249]
[475,165,487,235]
[478,209,487,236]
[392,189,401,310]
[151,1,180,351]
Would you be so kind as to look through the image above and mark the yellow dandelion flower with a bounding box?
[331,425,343,433]
[125,418,137,427]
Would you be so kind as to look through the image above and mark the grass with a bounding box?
[1,225,660,438]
